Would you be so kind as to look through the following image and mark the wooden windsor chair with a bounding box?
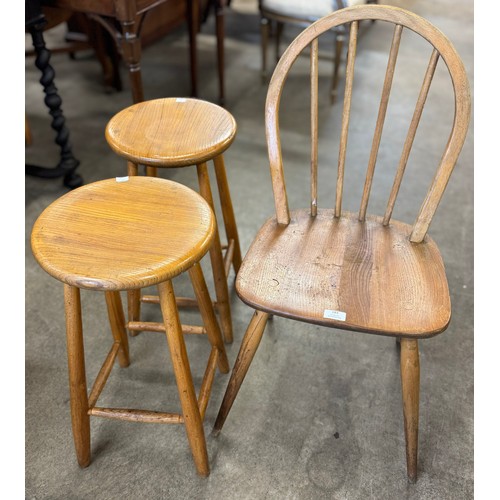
[213,4,471,482]
[31,176,229,476]
[105,97,242,345]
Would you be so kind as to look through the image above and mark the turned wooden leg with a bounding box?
[118,21,144,103]
[158,280,209,477]
[197,162,233,344]
[213,310,269,435]
[260,17,270,83]
[125,161,142,335]
[105,291,130,367]
[127,289,141,337]
[331,33,344,104]
[215,0,225,105]
[127,161,139,177]
[186,0,199,97]
[275,21,283,63]
[400,338,420,483]
[189,262,229,374]
[213,154,242,275]
[63,284,91,468]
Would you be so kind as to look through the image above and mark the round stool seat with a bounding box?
[105,98,237,168]
[31,177,215,291]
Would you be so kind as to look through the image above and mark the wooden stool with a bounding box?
[30,176,229,477]
[105,97,242,345]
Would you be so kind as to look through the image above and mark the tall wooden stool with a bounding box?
[31,176,229,477]
[105,97,242,345]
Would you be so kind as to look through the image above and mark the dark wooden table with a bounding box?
[26,0,83,188]
[41,0,228,104]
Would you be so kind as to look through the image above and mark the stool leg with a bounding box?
[105,291,130,367]
[158,280,210,477]
[126,161,142,335]
[213,154,242,275]
[127,289,141,337]
[188,262,229,373]
[146,166,158,177]
[63,284,91,468]
[196,162,233,344]
[127,161,139,176]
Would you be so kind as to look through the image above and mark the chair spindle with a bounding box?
[359,24,403,221]
[335,20,358,218]
[383,48,440,225]
[311,38,319,216]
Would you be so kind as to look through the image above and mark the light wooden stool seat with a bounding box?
[31,176,229,477]
[105,97,242,344]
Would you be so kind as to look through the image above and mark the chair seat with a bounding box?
[105,97,237,167]
[31,177,214,291]
[236,209,450,337]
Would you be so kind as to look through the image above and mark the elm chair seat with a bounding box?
[236,210,450,337]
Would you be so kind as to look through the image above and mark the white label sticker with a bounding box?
[116,176,129,182]
[176,98,187,103]
[323,309,347,321]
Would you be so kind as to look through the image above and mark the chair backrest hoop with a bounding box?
[265,4,470,242]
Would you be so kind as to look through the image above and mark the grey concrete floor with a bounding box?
[25,0,474,498]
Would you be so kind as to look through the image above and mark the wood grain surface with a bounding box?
[31,177,215,290]
[105,97,237,167]
[236,209,451,337]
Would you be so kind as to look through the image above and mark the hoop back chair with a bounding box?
[214,5,471,482]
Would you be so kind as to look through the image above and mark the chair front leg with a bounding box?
[400,338,420,483]
[213,310,269,435]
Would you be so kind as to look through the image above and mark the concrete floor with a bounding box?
[25,0,473,498]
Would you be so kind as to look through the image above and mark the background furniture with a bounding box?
[41,0,230,104]
[105,97,242,344]
[25,0,83,188]
[259,0,376,102]
[31,176,229,476]
[213,4,470,483]
[25,7,123,93]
